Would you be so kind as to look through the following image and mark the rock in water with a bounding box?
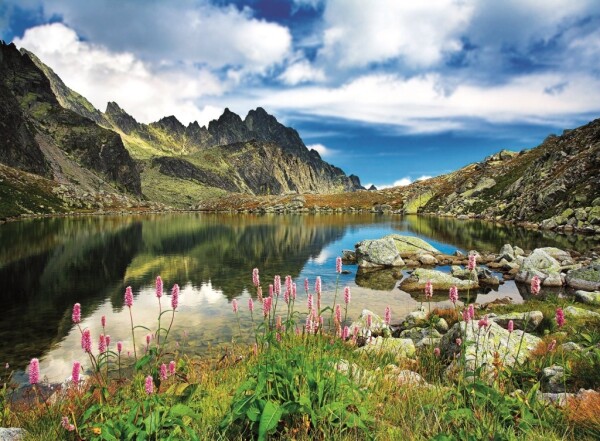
[385,234,440,258]
[515,248,562,286]
[355,238,404,268]
[400,268,478,291]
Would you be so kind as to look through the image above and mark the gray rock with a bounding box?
[350,309,389,337]
[539,247,573,265]
[417,253,438,265]
[515,248,562,285]
[401,310,428,329]
[441,321,542,379]
[435,317,449,333]
[0,429,26,441]
[498,244,515,261]
[385,234,440,258]
[355,337,416,361]
[514,246,525,257]
[416,337,442,348]
[560,342,582,352]
[399,327,442,342]
[355,237,405,268]
[384,367,428,386]
[542,365,566,393]
[400,268,478,291]
[341,249,357,264]
[574,290,600,305]
[490,311,544,331]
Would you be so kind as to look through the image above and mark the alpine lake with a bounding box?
[2,213,599,384]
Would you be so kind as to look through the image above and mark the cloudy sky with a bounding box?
[2,0,600,188]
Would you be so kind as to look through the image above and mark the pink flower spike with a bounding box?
[366,314,373,328]
[82,329,92,353]
[101,315,106,328]
[285,275,292,293]
[292,283,297,301]
[307,294,313,311]
[342,326,350,340]
[248,298,254,313]
[61,416,75,432]
[462,309,470,323]
[425,280,433,299]
[508,320,514,333]
[284,289,290,304]
[146,334,151,345]
[168,360,176,375]
[269,284,274,298]
[171,284,179,310]
[124,286,133,308]
[304,278,309,293]
[28,358,39,385]
[160,363,168,381]
[252,268,260,287]
[384,306,391,326]
[98,334,107,353]
[547,339,557,352]
[274,275,281,295]
[105,335,111,347]
[145,375,154,394]
[117,341,123,353]
[478,314,490,329]
[531,276,541,296]
[72,361,81,384]
[468,253,477,271]
[449,286,458,304]
[232,299,238,313]
[556,308,565,328]
[72,303,81,324]
[434,347,441,357]
[336,256,342,274]
[468,304,475,320]
[344,286,351,305]
[315,277,322,295]
[335,304,342,324]
[156,276,163,298]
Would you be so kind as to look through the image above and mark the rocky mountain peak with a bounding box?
[104,101,140,134]
[151,115,185,135]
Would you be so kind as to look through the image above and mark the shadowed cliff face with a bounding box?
[0,41,141,196]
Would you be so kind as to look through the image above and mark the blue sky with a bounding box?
[2,0,600,188]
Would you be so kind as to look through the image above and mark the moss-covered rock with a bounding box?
[566,265,600,291]
[563,305,600,319]
[355,237,404,268]
[354,337,416,361]
[574,290,600,306]
[385,234,440,257]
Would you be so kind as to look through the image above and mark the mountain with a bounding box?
[199,118,600,233]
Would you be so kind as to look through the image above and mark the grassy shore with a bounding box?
[2,269,600,440]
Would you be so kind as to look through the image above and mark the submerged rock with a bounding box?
[355,268,402,291]
[400,268,479,291]
[355,237,404,268]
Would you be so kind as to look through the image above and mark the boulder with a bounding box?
[400,268,478,292]
[565,265,600,291]
[354,337,415,361]
[399,327,442,342]
[355,237,405,268]
[574,290,600,306]
[384,234,440,258]
[563,305,600,319]
[498,244,515,261]
[490,311,544,331]
[0,429,26,441]
[539,247,573,265]
[401,310,428,329]
[542,365,566,393]
[441,321,542,379]
[383,366,428,387]
[515,248,562,285]
[417,253,438,265]
[350,309,389,337]
[341,249,357,264]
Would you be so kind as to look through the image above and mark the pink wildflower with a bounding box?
[547,339,557,352]
[248,298,254,313]
[449,286,458,304]
[29,358,39,385]
[252,268,260,287]
[276,332,282,342]
[366,314,373,328]
[353,326,360,340]
[146,334,151,345]
[72,303,81,324]
[384,306,391,326]
[276,316,282,330]
[98,334,106,353]
[315,276,322,295]
[124,286,133,307]
[456,338,462,346]
[335,304,342,324]
[61,416,75,432]
[292,283,297,301]
[263,296,272,317]
[284,289,290,304]
[269,284,274,298]
[101,315,106,328]
[556,308,565,328]
[232,299,238,313]
[434,347,441,357]
[81,329,92,353]
[169,360,176,375]
[274,276,281,295]
[307,294,313,311]
[508,320,514,333]
[478,314,490,329]
[336,256,342,274]
[145,375,154,394]
[160,363,168,381]
[156,276,163,298]
[425,280,433,299]
[305,314,313,333]
[342,326,350,340]
[117,341,123,353]
[285,275,292,294]
[462,309,470,323]
[72,361,80,384]
[304,278,309,293]
[344,286,351,304]
[468,304,475,320]
[468,253,477,271]
[171,284,179,310]
[531,276,541,296]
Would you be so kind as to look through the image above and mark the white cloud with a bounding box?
[307,143,337,158]
[375,175,434,189]
[318,0,473,68]
[13,0,292,74]
[278,59,326,85]
[14,23,225,125]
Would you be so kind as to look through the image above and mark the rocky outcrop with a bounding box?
[566,265,600,291]
[515,248,562,286]
[355,237,405,268]
[400,268,478,292]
